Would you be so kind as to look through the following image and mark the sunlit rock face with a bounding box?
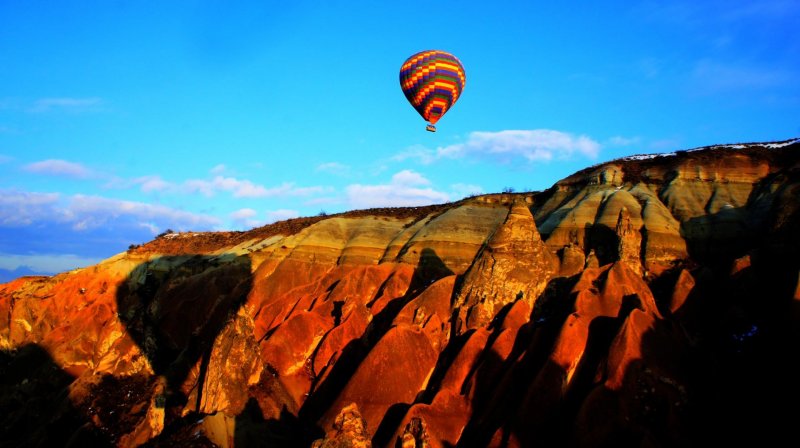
[453,199,556,330]
[2,139,799,447]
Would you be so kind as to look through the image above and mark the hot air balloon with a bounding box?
[399,50,466,132]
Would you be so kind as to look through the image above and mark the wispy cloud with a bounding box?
[133,175,174,193]
[391,169,430,186]
[0,154,12,164]
[0,190,62,226]
[108,167,333,200]
[23,159,93,178]
[638,1,799,28]
[0,189,220,231]
[345,170,449,209]
[392,145,437,165]
[230,208,261,228]
[394,130,600,166]
[607,136,641,147]
[184,176,269,197]
[437,130,601,162]
[28,97,104,113]
[692,60,794,92]
[102,174,173,192]
[66,194,221,231]
[184,176,330,198]
[230,208,257,220]
[720,0,800,21]
[0,189,223,273]
[316,162,350,176]
[649,139,681,151]
[210,164,227,175]
[230,208,300,229]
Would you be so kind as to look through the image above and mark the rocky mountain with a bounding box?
[2,139,799,447]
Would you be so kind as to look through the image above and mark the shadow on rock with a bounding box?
[453,274,581,447]
[0,343,110,447]
[115,254,253,413]
[299,248,453,446]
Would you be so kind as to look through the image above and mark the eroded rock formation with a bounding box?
[2,139,799,447]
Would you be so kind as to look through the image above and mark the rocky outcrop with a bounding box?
[313,403,372,448]
[318,324,438,438]
[1,139,799,446]
[615,206,643,275]
[454,199,556,329]
[399,417,431,448]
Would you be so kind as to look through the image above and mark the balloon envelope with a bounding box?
[399,50,466,127]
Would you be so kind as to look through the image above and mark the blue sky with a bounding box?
[1,0,799,278]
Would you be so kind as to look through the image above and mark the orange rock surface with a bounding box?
[2,140,799,446]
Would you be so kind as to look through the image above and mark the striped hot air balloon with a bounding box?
[399,50,466,132]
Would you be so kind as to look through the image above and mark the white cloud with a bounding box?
[316,162,350,176]
[231,208,301,229]
[0,189,225,275]
[108,170,332,200]
[103,175,174,193]
[220,177,264,197]
[0,253,103,274]
[24,159,93,178]
[437,130,600,162]
[345,170,449,209]
[392,145,437,165]
[29,97,104,113]
[184,176,330,198]
[391,169,430,186]
[0,190,62,226]
[266,209,300,223]
[139,222,160,234]
[0,189,220,231]
[607,136,641,146]
[134,175,174,193]
[66,194,220,231]
[250,182,330,198]
[393,130,600,166]
[230,208,262,229]
[184,176,266,197]
[210,164,226,175]
[230,208,257,220]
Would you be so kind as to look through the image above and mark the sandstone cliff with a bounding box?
[1,139,799,447]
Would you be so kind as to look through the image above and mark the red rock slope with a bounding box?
[1,139,799,447]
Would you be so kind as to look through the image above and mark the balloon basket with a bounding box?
[426,124,436,132]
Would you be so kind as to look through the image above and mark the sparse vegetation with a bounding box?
[126,203,453,256]
[156,229,175,238]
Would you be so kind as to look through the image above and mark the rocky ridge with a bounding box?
[1,139,799,447]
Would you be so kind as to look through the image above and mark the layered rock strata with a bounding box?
[1,139,799,447]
